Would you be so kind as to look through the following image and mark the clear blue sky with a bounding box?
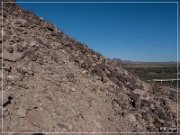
[15,0,178,62]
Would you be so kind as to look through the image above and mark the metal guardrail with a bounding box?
[148,79,180,83]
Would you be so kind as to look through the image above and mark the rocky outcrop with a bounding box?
[0,0,178,134]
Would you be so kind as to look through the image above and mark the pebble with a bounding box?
[71,87,76,92]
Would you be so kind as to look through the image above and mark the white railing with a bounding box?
[148,79,180,83]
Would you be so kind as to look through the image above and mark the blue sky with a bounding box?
[15,0,178,62]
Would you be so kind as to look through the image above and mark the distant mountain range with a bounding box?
[111,58,179,65]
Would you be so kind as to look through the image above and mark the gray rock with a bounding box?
[26,51,38,61]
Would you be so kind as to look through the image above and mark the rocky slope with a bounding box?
[0,0,178,134]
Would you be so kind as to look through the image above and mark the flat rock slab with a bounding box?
[26,109,55,131]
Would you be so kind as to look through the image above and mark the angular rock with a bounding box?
[51,52,59,63]
[26,51,38,61]
[29,40,38,47]
[66,73,75,82]
[17,44,25,52]
[7,73,23,82]
[6,46,13,53]
[0,50,24,62]
[18,83,28,89]
[57,123,68,129]
[126,114,136,123]
[102,76,108,83]
[1,64,11,72]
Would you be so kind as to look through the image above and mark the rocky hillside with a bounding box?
[0,0,178,134]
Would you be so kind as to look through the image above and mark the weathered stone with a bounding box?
[26,51,38,61]
[6,46,13,53]
[29,41,36,47]
[150,104,155,111]
[51,52,59,63]
[18,83,28,89]
[17,107,27,118]
[16,67,34,76]
[71,87,76,92]
[66,73,74,82]
[126,114,136,123]
[36,56,44,65]
[13,51,24,60]
[142,112,152,121]
[0,50,24,62]
[57,123,68,129]
[102,76,108,83]
[7,73,23,82]
[17,45,24,52]
[2,64,11,72]
[15,18,27,27]
[169,91,177,101]
[94,120,102,129]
